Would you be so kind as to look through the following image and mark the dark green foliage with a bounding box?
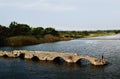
[45,27,59,36]
[0,36,6,46]
[0,25,10,46]
[31,27,44,38]
[9,21,31,36]
[0,25,9,37]
[9,22,59,37]
[0,21,60,46]
[1,21,120,46]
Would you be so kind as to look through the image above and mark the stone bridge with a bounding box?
[0,50,108,66]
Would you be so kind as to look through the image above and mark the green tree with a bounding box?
[9,21,31,36]
[31,27,44,38]
[0,25,10,46]
[44,27,59,36]
[0,25,10,37]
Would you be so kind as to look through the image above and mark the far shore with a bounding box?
[2,33,119,47]
[81,34,120,40]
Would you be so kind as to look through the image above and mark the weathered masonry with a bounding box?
[0,50,108,66]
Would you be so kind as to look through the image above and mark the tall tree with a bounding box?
[9,21,31,36]
[0,25,9,46]
[31,27,44,38]
[45,27,59,36]
[0,25,9,37]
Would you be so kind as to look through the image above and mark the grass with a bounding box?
[6,36,39,46]
[4,32,116,47]
[5,35,71,46]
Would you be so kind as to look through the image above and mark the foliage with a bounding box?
[9,21,59,37]
[43,34,59,42]
[44,27,59,36]
[0,21,60,46]
[59,30,117,38]
[30,27,44,38]
[0,25,10,46]
[9,21,31,36]
[0,21,120,46]
[6,36,39,46]
[0,25,9,37]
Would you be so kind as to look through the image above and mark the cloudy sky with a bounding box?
[0,0,120,30]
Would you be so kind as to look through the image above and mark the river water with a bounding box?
[0,34,120,79]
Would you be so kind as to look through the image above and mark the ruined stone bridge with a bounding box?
[0,50,108,66]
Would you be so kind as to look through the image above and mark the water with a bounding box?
[0,35,120,79]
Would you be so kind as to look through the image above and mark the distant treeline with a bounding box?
[0,21,120,46]
[59,30,120,38]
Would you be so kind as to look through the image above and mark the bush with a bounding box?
[6,36,39,46]
[43,34,59,42]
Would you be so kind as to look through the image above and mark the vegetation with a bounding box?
[59,30,118,39]
[0,21,120,46]
[0,21,61,46]
[6,36,39,46]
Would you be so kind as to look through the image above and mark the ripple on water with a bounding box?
[0,35,120,79]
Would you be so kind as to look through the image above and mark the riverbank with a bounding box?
[1,32,117,47]
[59,30,116,38]
[0,21,120,47]
[2,35,71,47]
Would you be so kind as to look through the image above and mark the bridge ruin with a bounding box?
[0,50,108,66]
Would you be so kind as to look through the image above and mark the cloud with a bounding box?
[22,2,77,11]
[0,0,77,12]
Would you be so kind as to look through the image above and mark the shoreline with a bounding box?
[1,33,119,47]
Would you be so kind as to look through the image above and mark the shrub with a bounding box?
[43,34,59,42]
[6,36,39,46]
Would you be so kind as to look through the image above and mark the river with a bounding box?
[0,34,120,79]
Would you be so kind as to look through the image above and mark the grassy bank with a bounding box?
[0,21,120,46]
[5,35,71,46]
[59,30,116,39]
[2,31,117,47]
[1,32,117,47]
[6,36,39,46]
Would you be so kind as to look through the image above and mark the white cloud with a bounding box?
[23,2,77,11]
[0,0,77,12]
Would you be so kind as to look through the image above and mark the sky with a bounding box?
[0,0,120,30]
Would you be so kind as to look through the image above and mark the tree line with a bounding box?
[59,30,120,38]
[0,21,59,46]
[0,21,59,38]
[1,21,120,46]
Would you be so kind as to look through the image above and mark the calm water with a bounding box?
[0,35,120,79]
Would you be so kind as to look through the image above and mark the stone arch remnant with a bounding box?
[0,50,108,66]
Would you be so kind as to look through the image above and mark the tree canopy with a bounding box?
[9,21,31,36]
[0,21,59,37]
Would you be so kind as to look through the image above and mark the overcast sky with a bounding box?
[0,0,120,30]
